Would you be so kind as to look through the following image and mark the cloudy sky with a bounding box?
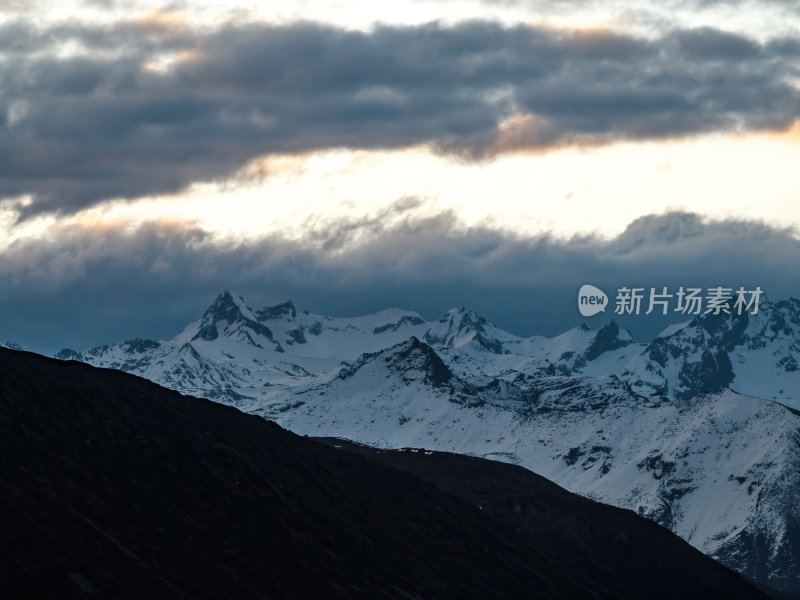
[1,0,799,352]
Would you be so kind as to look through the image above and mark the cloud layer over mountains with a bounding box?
[3,209,797,352]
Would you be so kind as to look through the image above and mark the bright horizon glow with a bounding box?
[5,127,799,250]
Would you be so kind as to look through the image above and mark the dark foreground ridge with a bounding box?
[0,348,767,599]
[318,439,795,599]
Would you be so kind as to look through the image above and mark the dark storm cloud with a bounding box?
[2,209,798,353]
[1,18,799,216]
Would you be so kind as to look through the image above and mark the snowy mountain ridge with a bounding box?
[46,290,800,594]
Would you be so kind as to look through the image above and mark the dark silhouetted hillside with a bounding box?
[0,348,767,599]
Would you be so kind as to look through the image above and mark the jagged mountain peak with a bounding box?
[659,290,771,340]
[203,290,257,321]
[615,290,800,402]
[118,338,161,354]
[585,320,633,360]
[339,336,464,392]
[623,322,734,401]
[340,336,434,373]
[426,306,507,354]
[366,309,426,334]
[559,320,630,341]
[546,320,639,377]
[187,291,279,349]
[395,335,447,362]
[256,300,297,322]
[439,305,488,326]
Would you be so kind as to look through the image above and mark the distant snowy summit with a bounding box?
[53,290,642,403]
[54,289,800,407]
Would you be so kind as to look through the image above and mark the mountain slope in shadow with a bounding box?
[317,438,791,599]
[0,348,766,599]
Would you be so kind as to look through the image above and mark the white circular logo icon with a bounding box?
[578,284,608,317]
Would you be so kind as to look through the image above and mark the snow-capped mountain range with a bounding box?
[51,291,800,593]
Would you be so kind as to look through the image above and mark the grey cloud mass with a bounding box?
[2,210,798,353]
[1,18,799,216]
